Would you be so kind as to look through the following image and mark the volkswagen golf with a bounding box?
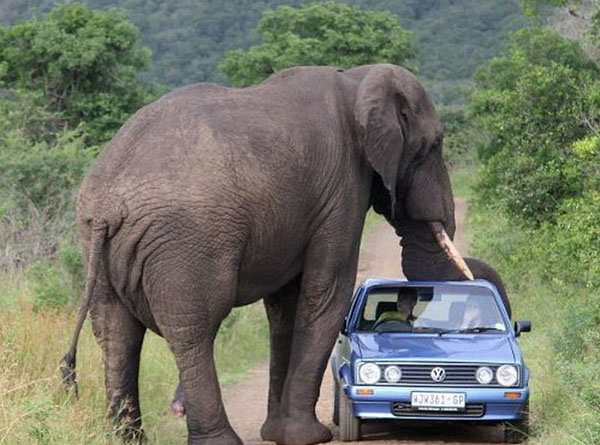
[331,278,531,443]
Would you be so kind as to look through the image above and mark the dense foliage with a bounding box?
[0,0,527,103]
[220,2,414,87]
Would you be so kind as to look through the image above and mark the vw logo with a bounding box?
[430,367,446,382]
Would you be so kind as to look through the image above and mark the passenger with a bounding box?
[460,297,483,329]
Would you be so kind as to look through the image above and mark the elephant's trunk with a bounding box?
[429,221,474,280]
[399,220,469,282]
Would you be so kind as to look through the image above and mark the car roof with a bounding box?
[360,277,499,293]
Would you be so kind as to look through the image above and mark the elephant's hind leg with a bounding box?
[90,292,146,442]
[260,276,301,441]
[144,254,242,445]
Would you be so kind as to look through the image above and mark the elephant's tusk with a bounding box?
[429,222,474,280]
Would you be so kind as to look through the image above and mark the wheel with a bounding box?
[338,384,361,441]
[332,378,340,426]
[504,399,530,443]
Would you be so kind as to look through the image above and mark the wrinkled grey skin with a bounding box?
[65,64,509,445]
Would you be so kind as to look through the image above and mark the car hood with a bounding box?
[351,333,516,363]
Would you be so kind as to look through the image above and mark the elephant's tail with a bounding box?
[59,221,107,397]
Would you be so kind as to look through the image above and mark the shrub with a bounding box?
[0,125,94,219]
[29,260,72,311]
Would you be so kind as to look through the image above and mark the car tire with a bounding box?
[333,378,340,426]
[504,398,530,443]
[338,384,361,442]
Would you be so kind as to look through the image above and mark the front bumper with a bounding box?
[346,385,529,422]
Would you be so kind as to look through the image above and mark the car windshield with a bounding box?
[356,285,507,334]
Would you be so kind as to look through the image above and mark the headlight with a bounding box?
[496,365,518,386]
[358,363,381,384]
[475,366,494,384]
[384,365,402,383]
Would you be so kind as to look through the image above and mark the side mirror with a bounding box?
[514,320,532,337]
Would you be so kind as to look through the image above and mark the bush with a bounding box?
[0,125,94,219]
[439,104,485,168]
[59,239,84,289]
[29,260,72,311]
[24,238,83,312]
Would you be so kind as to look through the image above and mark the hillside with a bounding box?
[0,0,528,103]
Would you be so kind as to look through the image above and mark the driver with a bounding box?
[374,287,418,329]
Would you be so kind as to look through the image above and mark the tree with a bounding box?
[219,1,415,87]
[0,3,156,144]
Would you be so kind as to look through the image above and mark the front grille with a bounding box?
[399,364,484,386]
[392,402,485,418]
[357,362,518,387]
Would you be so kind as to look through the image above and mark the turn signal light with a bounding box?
[357,389,374,395]
[503,392,521,399]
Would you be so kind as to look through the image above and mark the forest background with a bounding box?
[0,0,599,444]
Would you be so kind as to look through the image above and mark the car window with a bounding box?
[356,285,507,333]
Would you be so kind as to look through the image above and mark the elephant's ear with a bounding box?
[355,65,408,213]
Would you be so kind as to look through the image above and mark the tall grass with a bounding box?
[0,296,268,444]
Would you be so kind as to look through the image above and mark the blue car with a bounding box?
[331,278,531,443]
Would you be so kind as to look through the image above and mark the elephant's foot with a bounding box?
[262,414,332,445]
[188,427,242,445]
[260,413,279,441]
[108,401,145,443]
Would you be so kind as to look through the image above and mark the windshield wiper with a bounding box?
[437,327,503,336]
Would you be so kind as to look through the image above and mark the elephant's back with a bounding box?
[79,70,345,217]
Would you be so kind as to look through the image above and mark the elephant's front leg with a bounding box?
[272,233,360,445]
[90,296,146,443]
[260,277,301,441]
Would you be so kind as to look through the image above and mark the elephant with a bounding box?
[60,63,509,445]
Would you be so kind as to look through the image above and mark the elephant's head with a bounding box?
[352,64,473,283]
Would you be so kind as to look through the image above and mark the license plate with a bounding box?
[411,392,466,411]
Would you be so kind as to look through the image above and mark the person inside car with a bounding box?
[373,287,418,331]
[460,296,484,329]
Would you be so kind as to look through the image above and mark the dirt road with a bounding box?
[221,198,504,444]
